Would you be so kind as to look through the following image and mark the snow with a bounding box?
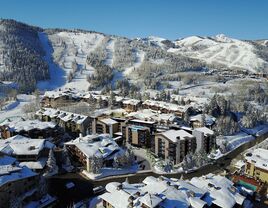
[104,38,115,67]
[159,129,194,143]
[170,34,268,73]
[38,31,105,91]
[0,155,16,166]
[37,32,66,90]
[81,164,138,180]
[216,132,255,153]
[194,127,214,136]
[190,174,245,208]
[1,100,19,111]
[65,134,123,159]
[245,148,268,171]
[19,157,47,170]
[124,49,145,76]
[241,124,268,136]
[36,108,88,125]
[0,118,56,132]
[0,165,37,187]
[0,94,35,122]
[0,135,54,156]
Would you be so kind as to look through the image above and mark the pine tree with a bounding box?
[46,149,58,176]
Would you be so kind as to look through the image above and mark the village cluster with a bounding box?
[0,88,268,208]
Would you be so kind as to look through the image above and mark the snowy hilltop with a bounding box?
[0,19,268,93]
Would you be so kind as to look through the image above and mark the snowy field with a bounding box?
[0,94,35,122]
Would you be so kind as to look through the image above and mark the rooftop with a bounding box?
[159,129,194,143]
[0,164,37,187]
[194,127,214,136]
[245,148,268,171]
[36,108,88,125]
[190,174,245,208]
[0,118,56,132]
[65,134,123,159]
[0,135,54,156]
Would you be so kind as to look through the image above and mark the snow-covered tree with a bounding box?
[91,155,103,174]
[62,146,74,172]
[45,149,58,176]
[113,155,120,169]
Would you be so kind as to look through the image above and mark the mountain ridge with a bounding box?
[0,19,267,92]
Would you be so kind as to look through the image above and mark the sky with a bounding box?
[0,0,267,40]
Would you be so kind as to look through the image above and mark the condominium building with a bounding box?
[154,129,196,164]
[245,148,268,183]
[193,127,215,153]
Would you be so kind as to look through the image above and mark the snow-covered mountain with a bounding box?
[168,34,268,73]
[0,19,267,92]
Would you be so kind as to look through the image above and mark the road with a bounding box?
[48,132,268,207]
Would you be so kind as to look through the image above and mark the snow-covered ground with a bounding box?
[0,94,35,122]
[38,31,105,91]
[37,32,66,90]
[169,34,268,73]
[81,164,139,180]
[124,49,145,77]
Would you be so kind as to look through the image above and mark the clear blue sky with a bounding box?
[0,0,267,40]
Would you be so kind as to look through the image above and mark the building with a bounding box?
[190,114,216,128]
[96,118,119,137]
[0,117,63,144]
[127,119,157,134]
[142,100,191,118]
[154,129,196,164]
[64,134,124,172]
[124,125,151,148]
[100,174,246,208]
[36,108,90,137]
[193,127,215,153]
[100,175,209,208]
[122,99,142,112]
[245,148,268,183]
[190,174,245,208]
[0,156,39,208]
[0,135,54,172]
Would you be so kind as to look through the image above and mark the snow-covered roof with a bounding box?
[122,99,141,105]
[0,155,16,166]
[100,118,118,125]
[194,127,214,136]
[0,165,37,187]
[190,114,216,126]
[0,135,54,156]
[190,174,245,208]
[0,118,56,132]
[36,108,88,125]
[19,157,47,170]
[143,100,190,112]
[100,176,210,208]
[245,148,268,171]
[127,109,177,123]
[159,129,194,143]
[65,134,123,159]
[130,119,156,125]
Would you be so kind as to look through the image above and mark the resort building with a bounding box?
[64,134,124,172]
[193,127,215,153]
[0,156,39,208]
[245,148,268,183]
[154,129,196,164]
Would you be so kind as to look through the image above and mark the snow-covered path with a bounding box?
[37,32,66,91]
